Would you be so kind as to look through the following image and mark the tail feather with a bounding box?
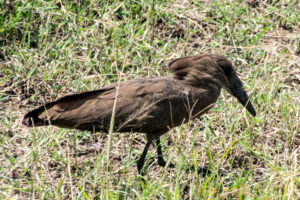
[22,86,113,128]
[22,103,55,127]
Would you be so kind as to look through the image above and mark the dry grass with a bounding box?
[0,0,299,199]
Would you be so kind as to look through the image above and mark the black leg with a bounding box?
[156,138,174,168]
[137,141,152,176]
[156,138,166,167]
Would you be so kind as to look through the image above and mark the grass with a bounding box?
[1,0,299,199]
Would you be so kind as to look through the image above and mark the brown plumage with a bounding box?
[22,54,256,175]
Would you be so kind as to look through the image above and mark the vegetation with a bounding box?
[1,0,299,199]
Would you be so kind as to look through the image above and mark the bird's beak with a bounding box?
[228,75,256,117]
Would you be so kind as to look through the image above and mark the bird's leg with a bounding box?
[156,138,174,168]
[156,138,166,166]
[137,141,152,176]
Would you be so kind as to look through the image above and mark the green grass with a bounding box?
[1,0,299,199]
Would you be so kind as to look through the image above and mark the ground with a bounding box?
[0,0,299,199]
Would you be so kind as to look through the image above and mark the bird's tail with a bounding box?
[22,88,110,128]
[22,103,54,127]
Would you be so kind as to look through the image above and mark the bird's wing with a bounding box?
[23,78,180,132]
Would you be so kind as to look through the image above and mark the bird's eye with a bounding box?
[222,65,232,74]
[218,60,232,75]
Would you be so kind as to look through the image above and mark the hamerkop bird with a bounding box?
[23,54,256,176]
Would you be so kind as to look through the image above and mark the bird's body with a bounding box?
[23,54,256,175]
[23,77,219,140]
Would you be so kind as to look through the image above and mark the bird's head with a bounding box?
[169,54,256,117]
[213,55,256,117]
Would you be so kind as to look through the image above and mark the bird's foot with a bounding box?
[157,159,175,168]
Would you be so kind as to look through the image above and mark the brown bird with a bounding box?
[22,54,256,175]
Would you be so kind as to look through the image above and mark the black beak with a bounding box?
[229,76,256,117]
